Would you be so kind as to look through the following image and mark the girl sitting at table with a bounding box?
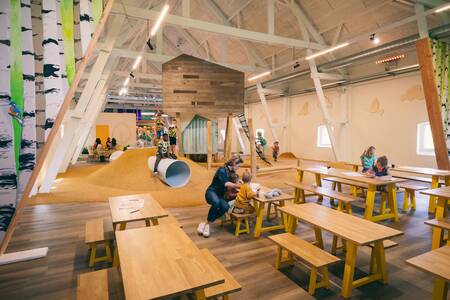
[232,170,257,214]
[360,146,376,172]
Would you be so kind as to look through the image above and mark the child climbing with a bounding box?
[233,170,257,214]
[256,131,267,160]
[272,141,280,162]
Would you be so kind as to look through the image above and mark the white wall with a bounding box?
[86,112,136,147]
[246,73,437,167]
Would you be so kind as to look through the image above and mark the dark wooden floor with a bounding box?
[0,188,443,300]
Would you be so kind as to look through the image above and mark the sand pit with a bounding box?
[28,148,215,208]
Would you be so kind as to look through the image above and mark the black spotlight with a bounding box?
[129,72,135,79]
[293,61,300,69]
[146,38,154,50]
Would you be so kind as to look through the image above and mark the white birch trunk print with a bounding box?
[73,0,82,70]
[17,0,36,203]
[79,0,92,56]
[31,0,45,152]
[0,0,17,240]
[42,0,62,140]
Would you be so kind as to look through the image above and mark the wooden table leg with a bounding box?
[253,201,265,238]
[429,176,440,213]
[432,196,448,249]
[294,170,304,203]
[432,278,448,300]
[387,183,399,222]
[314,227,324,249]
[194,289,206,300]
[286,215,298,234]
[374,240,388,283]
[315,173,323,202]
[341,241,358,299]
[151,218,159,225]
[119,222,126,230]
[364,185,376,221]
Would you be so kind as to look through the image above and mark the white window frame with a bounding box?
[317,125,332,148]
[416,122,435,156]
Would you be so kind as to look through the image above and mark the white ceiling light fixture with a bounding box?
[248,71,271,82]
[132,56,142,70]
[305,42,350,60]
[435,3,450,13]
[150,4,170,36]
[124,77,130,86]
[119,87,128,96]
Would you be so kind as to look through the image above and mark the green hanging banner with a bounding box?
[92,0,103,28]
[61,0,75,86]
[10,0,24,173]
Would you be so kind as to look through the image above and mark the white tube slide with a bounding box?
[147,156,191,188]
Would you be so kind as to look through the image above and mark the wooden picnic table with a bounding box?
[115,224,224,300]
[252,185,294,238]
[279,203,403,298]
[296,166,405,222]
[421,186,450,249]
[109,193,169,230]
[391,166,450,213]
[406,245,450,300]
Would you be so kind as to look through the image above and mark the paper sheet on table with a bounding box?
[119,198,144,209]
[250,183,261,193]
[341,172,361,177]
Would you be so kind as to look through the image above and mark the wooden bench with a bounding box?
[200,249,242,299]
[269,233,340,295]
[397,182,428,212]
[406,246,450,300]
[77,268,124,300]
[157,214,183,228]
[392,174,445,184]
[286,181,362,214]
[367,240,398,273]
[230,212,253,236]
[85,219,113,268]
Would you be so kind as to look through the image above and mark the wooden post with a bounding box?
[224,113,233,160]
[248,118,257,177]
[176,112,182,155]
[207,121,212,170]
[416,38,450,169]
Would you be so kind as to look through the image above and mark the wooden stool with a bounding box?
[397,182,428,212]
[85,219,113,268]
[231,212,252,236]
[269,233,339,295]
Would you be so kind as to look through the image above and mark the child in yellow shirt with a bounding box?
[233,170,256,214]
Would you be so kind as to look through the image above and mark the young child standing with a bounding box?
[168,124,177,154]
[233,170,256,214]
[155,112,166,140]
[272,141,280,162]
[360,146,376,172]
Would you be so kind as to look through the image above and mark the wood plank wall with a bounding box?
[162,54,244,115]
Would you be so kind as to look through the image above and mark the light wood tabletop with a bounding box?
[421,186,450,198]
[296,167,405,222]
[109,194,168,230]
[406,246,450,300]
[115,224,224,300]
[279,203,403,245]
[252,185,294,238]
[421,187,450,249]
[299,166,405,186]
[279,203,403,298]
[391,166,450,177]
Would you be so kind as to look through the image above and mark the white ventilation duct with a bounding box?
[147,156,191,188]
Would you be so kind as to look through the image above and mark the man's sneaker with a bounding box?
[197,222,206,235]
[227,200,235,214]
[202,223,210,238]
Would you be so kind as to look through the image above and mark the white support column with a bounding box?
[267,0,275,35]
[308,56,340,161]
[232,117,247,154]
[282,96,288,152]
[415,3,429,38]
[256,82,279,142]
[182,0,190,17]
